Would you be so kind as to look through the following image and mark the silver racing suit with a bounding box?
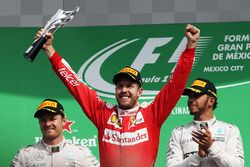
[166,117,244,167]
[11,138,100,167]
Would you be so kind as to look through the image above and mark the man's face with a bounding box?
[187,93,210,115]
[115,79,142,109]
[38,114,66,141]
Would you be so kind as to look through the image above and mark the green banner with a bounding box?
[1,22,249,166]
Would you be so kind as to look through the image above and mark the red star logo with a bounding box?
[63,120,75,133]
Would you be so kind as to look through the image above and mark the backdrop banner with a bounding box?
[1,22,249,166]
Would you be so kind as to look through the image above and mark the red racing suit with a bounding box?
[49,48,195,167]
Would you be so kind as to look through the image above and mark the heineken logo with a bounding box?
[34,135,98,147]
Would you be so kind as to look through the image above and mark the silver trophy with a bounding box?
[24,6,80,62]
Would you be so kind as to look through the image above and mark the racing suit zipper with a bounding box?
[120,116,123,167]
[51,153,53,167]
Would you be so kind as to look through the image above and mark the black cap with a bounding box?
[34,99,65,118]
[183,78,217,98]
[113,66,142,86]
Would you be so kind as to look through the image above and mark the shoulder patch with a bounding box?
[140,101,151,108]
[22,144,35,152]
[217,120,237,129]
[175,125,184,131]
[106,102,116,109]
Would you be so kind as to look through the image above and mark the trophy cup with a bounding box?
[24,6,80,62]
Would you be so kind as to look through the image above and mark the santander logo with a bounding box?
[102,128,149,146]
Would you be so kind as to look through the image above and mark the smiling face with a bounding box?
[38,113,66,144]
[115,78,143,110]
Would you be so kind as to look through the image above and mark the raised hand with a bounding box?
[35,29,55,58]
[185,24,200,48]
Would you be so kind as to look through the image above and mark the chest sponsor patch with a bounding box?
[213,136,225,142]
[184,151,198,159]
[107,112,122,129]
[33,152,45,161]
[107,111,145,129]
[215,127,225,135]
[181,138,193,145]
[102,128,149,146]
[135,112,144,124]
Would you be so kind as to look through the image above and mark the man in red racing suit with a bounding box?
[37,24,200,167]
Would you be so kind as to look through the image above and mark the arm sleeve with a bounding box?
[10,150,25,167]
[77,145,100,167]
[166,128,201,167]
[49,52,105,127]
[207,126,244,167]
[149,48,195,128]
[82,153,100,167]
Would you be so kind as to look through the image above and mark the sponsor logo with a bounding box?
[130,116,135,124]
[37,101,57,110]
[63,120,75,133]
[77,37,208,99]
[192,80,207,88]
[58,66,80,87]
[215,127,225,135]
[120,67,139,76]
[33,152,45,161]
[184,151,198,159]
[35,119,98,147]
[107,112,122,129]
[134,111,144,124]
[181,138,193,145]
[102,128,149,146]
[34,135,98,147]
[213,136,225,142]
[107,111,145,129]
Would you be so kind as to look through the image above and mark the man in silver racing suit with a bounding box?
[166,78,244,167]
[11,98,99,167]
